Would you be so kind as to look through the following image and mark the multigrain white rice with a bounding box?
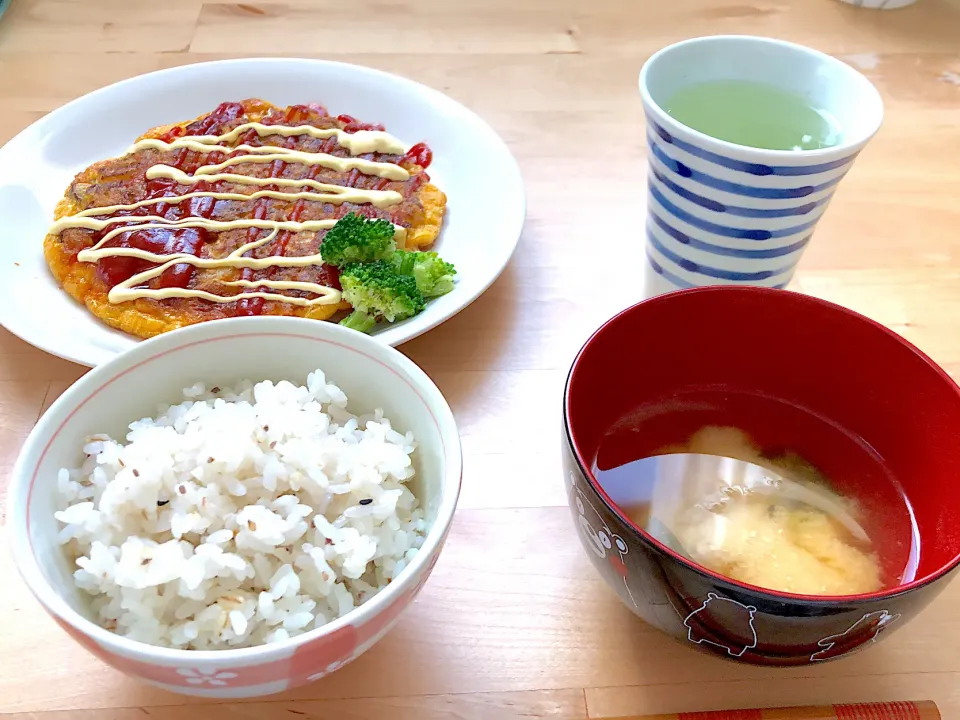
[54,369,425,650]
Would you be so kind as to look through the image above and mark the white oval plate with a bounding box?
[0,58,525,367]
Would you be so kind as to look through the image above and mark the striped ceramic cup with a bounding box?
[639,36,883,297]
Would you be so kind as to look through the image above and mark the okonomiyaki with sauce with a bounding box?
[43,98,452,338]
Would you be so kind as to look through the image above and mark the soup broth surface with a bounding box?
[593,391,919,596]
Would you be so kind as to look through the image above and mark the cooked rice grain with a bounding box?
[54,369,425,650]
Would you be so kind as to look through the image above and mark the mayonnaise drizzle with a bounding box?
[132,139,304,157]
[192,150,409,181]
[56,187,402,221]
[145,165,404,198]
[106,229,342,305]
[74,217,405,264]
[154,121,408,156]
[51,120,415,306]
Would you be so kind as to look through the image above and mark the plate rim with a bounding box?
[0,57,526,367]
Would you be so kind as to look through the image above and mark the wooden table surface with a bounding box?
[2,0,960,717]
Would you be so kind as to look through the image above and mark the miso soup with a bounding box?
[593,391,919,596]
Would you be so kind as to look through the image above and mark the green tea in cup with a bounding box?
[664,79,843,151]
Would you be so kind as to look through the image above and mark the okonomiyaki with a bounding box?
[43,98,450,338]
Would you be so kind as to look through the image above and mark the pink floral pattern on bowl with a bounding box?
[51,543,444,693]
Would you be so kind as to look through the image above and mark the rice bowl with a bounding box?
[9,316,461,697]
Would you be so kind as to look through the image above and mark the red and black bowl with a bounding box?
[562,285,960,666]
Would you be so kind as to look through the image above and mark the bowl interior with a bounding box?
[13,319,457,633]
[565,286,960,592]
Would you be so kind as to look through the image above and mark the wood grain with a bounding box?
[2,0,960,717]
[600,702,942,720]
[2,689,589,720]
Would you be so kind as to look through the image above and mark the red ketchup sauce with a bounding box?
[336,114,385,133]
[96,102,246,290]
[402,142,433,169]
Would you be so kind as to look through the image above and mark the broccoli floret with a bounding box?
[338,261,425,332]
[339,309,379,334]
[389,250,457,298]
[319,213,396,266]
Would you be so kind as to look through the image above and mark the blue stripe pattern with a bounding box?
[644,118,853,295]
[650,167,830,218]
[647,255,696,289]
[646,253,789,290]
[650,122,857,176]
[648,212,812,259]
[648,136,846,199]
[647,231,792,282]
[649,184,820,240]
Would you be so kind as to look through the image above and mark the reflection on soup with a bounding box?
[597,425,894,596]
